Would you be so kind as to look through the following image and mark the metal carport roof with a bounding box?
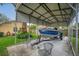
[16,3,73,27]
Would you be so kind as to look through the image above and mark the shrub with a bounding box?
[16,32,38,39]
[0,32,4,37]
[16,32,29,39]
[30,33,38,39]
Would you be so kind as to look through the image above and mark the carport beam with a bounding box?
[68,4,76,11]
[75,4,78,55]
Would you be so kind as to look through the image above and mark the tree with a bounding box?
[29,24,37,33]
[0,13,9,24]
[0,4,9,24]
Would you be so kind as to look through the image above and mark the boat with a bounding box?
[39,27,60,38]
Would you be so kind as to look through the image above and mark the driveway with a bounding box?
[7,37,73,56]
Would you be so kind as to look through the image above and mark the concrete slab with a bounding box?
[7,37,73,56]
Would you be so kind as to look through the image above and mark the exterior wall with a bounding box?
[0,21,23,36]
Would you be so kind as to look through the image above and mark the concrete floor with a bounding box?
[7,37,73,56]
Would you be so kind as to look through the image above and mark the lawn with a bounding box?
[71,37,76,51]
[71,37,79,53]
[0,34,38,56]
[0,36,27,56]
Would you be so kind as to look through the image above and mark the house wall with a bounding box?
[0,22,23,36]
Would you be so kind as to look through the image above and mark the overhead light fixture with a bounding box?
[59,26,62,29]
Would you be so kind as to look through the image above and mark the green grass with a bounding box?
[0,36,26,56]
[0,34,38,56]
[71,37,79,53]
[71,37,76,51]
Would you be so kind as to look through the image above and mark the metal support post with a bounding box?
[75,4,78,55]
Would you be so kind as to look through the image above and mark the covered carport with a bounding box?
[16,3,70,27]
[14,3,79,56]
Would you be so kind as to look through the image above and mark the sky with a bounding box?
[0,3,16,20]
